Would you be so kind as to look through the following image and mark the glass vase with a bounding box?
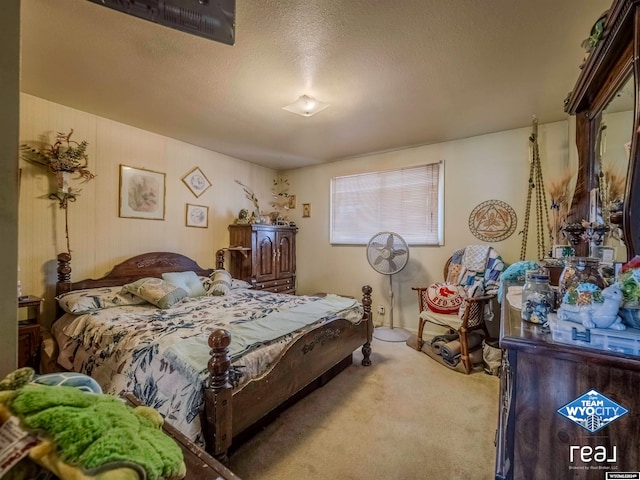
[521,271,554,324]
[557,257,605,308]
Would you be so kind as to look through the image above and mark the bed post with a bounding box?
[361,285,373,366]
[204,329,233,463]
[215,249,225,270]
[57,252,72,296]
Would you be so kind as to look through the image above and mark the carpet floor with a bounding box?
[228,338,500,480]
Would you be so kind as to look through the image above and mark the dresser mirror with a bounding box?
[597,72,633,260]
[565,0,639,260]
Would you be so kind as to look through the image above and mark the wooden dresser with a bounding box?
[226,224,297,294]
[495,297,640,479]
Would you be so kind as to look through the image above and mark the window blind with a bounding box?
[330,162,443,245]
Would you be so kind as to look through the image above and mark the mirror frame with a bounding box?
[565,0,639,260]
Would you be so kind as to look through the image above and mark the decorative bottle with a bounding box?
[521,271,553,324]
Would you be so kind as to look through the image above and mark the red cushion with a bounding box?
[426,282,464,314]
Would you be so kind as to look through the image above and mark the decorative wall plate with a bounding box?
[468,199,517,242]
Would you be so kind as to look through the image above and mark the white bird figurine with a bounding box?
[557,283,625,330]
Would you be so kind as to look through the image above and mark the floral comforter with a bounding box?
[52,288,364,445]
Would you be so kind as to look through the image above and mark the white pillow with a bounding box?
[162,271,206,297]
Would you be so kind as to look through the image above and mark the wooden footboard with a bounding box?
[204,285,373,461]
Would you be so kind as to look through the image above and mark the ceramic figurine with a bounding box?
[235,208,250,224]
[557,283,625,330]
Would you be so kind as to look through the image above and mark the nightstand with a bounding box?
[18,295,43,370]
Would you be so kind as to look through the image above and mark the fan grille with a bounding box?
[366,232,409,275]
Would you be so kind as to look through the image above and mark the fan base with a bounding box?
[373,326,411,342]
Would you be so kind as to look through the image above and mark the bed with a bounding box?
[51,251,373,461]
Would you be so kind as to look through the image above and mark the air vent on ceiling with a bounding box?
[86,0,236,45]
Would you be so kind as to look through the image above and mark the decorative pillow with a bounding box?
[122,278,188,309]
[446,263,464,285]
[208,270,232,296]
[162,271,206,297]
[56,286,147,314]
[426,282,465,314]
[200,275,213,292]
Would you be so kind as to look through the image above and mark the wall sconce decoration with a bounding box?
[20,129,95,254]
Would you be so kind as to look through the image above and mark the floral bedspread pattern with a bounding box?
[54,289,363,445]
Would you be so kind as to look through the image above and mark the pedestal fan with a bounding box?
[366,231,410,342]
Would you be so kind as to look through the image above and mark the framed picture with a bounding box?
[288,195,297,209]
[182,167,211,198]
[186,203,208,228]
[119,165,166,220]
[302,203,311,218]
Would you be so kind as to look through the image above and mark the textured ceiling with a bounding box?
[20,0,611,170]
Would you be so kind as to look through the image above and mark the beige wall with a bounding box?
[18,94,580,338]
[19,94,276,328]
[285,120,576,334]
[0,0,20,376]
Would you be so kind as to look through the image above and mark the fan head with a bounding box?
[366,232,409,275]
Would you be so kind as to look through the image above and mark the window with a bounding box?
[330,162,443,245]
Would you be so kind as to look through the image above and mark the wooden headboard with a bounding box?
[56,251,214,296]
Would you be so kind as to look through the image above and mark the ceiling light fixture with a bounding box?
[282,95,329,117]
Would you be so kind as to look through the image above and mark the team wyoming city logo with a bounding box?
[557,389,629,433]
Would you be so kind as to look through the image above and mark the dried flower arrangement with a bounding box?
[235,180,262,219]
[546,169,575,244]
[599,164,626,226]
[20,129,95,182]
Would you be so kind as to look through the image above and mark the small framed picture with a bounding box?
[302,203,311,218]
[593,245,615,264]
[553,245,575,259]
[288,195,297,209]
[182,167,212,198]
[119,165,166,220]
[186,204,208,228]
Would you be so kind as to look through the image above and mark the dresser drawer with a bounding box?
[253,277,295,293]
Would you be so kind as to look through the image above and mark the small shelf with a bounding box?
[225,246,251,258]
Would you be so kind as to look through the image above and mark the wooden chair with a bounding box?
[411,246,504,373]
